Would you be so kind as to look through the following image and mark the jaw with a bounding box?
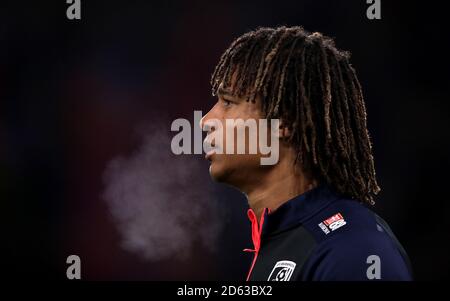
[208,155,271,195]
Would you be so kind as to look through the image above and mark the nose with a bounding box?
[200,107,214,133]
[199,114,206,130]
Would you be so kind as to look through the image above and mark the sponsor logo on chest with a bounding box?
[267,260,297,281]
[318,213,347,234]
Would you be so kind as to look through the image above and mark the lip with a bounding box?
[205,149,216,161]
[204,135,218,161]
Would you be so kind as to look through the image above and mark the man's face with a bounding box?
[200,83,272,188]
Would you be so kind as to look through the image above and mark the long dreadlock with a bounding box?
[211,26,380,205]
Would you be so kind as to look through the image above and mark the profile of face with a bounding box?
[200,86,262,187]
[200,77,281,189]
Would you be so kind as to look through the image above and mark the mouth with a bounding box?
[204,135,219,161]
[205,149,216,161]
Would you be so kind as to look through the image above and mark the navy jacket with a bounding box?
[244,184,413,281]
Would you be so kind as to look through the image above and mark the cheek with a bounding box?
[221,103,264,151]
[226,124,262,155]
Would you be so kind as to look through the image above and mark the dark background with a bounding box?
[1,0,449,280]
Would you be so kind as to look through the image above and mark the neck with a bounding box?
[243,155,318,221]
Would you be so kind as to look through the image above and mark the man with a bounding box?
[200,26,412,281]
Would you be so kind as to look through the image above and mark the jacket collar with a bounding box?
[248,183,340,239]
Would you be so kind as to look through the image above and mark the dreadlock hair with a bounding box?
[211,26,380,205]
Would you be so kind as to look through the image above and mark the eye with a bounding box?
[221,98,233,107]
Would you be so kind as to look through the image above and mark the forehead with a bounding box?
[219,69,240,93]
[217,70,254,100]
[217,83,234,97]
[215,65,264,107]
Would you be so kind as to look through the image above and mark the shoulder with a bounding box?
[299,198,413,281]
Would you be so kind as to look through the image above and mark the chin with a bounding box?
[209,161,232,183]
[209,163,224,181]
